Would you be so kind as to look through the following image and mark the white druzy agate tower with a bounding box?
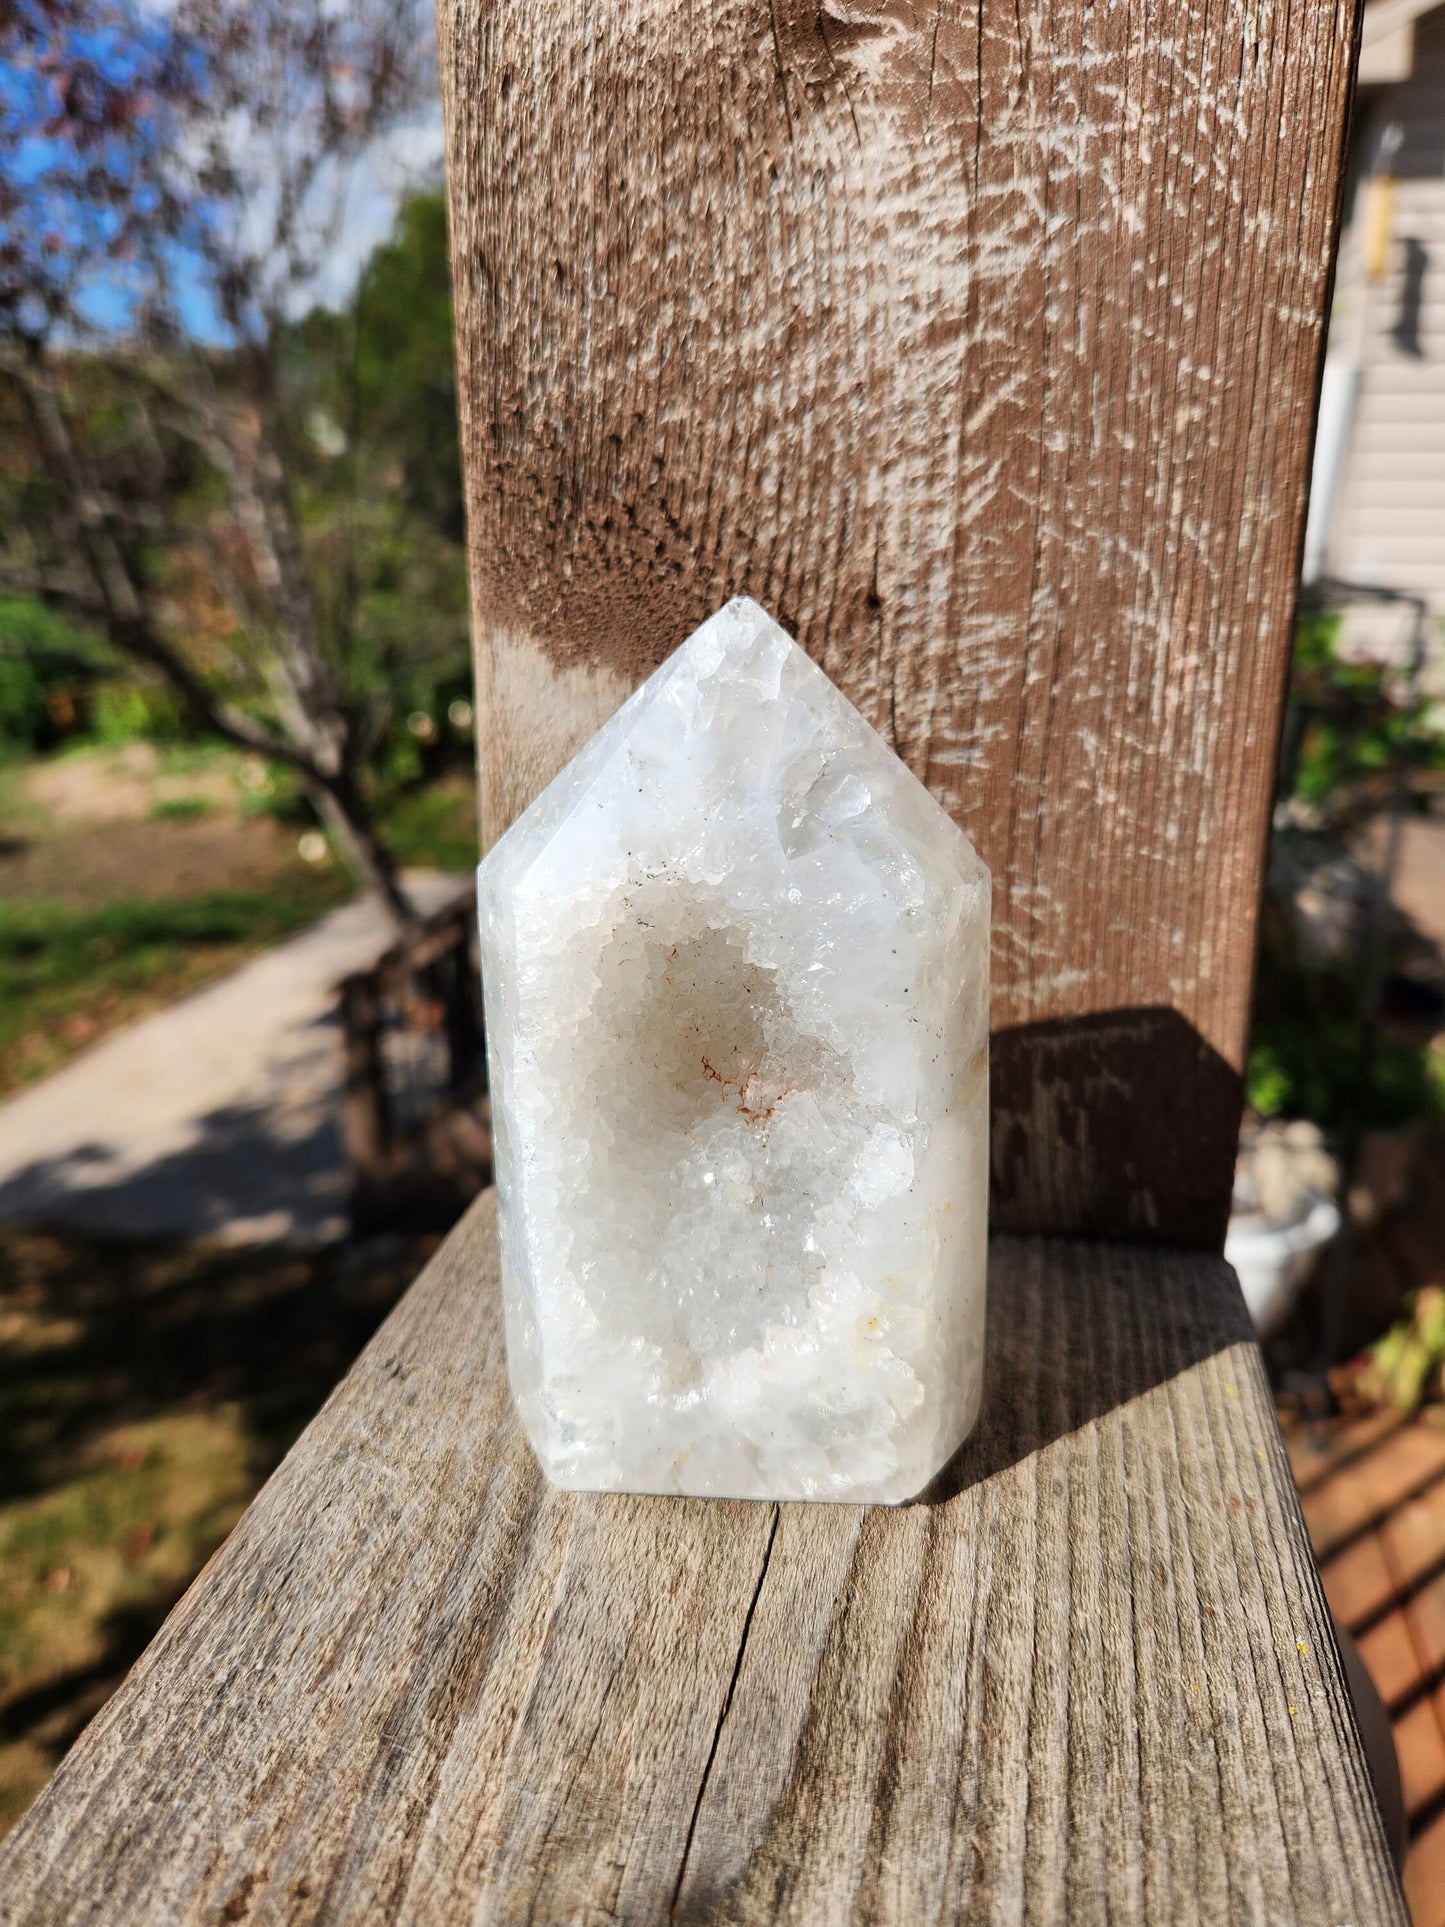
[477,598,989,1504]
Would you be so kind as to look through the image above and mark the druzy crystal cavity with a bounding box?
[477,598,989,1503]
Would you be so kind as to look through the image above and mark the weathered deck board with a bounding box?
[0,1194,1403,1923]
[437,0,1363,1242]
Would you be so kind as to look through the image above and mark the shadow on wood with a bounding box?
[990,1007,1242,1248]
[923,1230,1253,1504]
[0,1197,1401,1923]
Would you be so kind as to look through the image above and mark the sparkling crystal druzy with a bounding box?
[477,598,989,1504]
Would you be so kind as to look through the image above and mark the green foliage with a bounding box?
[0,600,108,753]
[228,757,311,825]
[0,191,474,882]
[349,192,464,543]
[146,796,215,822]
[0,880,349,1002]
[1243,1045,1295,1121]
[1285,607,1445,808]
[90,677,194,746]
[153,744,229,777]
[0,655,45,754]
[1248,889,1445,1132]
[1248,610,1445,1138]
[0,599,93,661]
[379,778,478,872]
[279,189,471,806]
[1358,1287,1445,1416]
[1246,1015,1444,1132]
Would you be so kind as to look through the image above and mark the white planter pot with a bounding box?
[1225,1194,1342,1338]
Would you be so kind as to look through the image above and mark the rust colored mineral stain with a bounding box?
[699,1052,793,1130]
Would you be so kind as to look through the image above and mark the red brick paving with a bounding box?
[1384,1489,1445,1595]
[1321,1530,1398,1628]
[1394,1699,1445,1815]
[1302,1423,1445,1561]
[1358,1610,1427,1710]
[1289,1409,1406,1494]
[1408,1570,1445,1680]
[1301,1410,1445,1924]
[1405,1809,1445,1927]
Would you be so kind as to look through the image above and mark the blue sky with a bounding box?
[1,0,442,345]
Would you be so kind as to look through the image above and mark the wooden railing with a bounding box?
[0,3,1408,1921]
[338,894,490,1232]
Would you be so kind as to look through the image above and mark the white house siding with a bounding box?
[1318,4,1445,674]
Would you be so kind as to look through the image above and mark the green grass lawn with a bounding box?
[0,869,354,1097]
[0,748,477,1833]
[0,774,478,1097]
[378,774,478,872]
[0,1225,435,1834]
[0,747,476,1100]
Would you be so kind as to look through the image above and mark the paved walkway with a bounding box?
[0,873,470,1248]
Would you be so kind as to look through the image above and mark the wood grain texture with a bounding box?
[0,1196,1403,1923]
[436,0,1362,1240]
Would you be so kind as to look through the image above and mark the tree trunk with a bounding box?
[311,767,418,930]
[8,349,420,932]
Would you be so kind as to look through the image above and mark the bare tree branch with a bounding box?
[0,567,107,614]
[0,0,438,930]
[10,365,312,765]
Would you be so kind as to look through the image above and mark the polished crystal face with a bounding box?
[478,598,989,1503]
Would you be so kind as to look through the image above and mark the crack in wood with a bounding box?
[768,0,796,140]
[0,1202,1404,1920]
[926,0,942,131]
[670,1503,782,1919]
[816,9,864,149]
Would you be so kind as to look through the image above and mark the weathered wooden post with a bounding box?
[0,4,1407,1921]
[441,1,1363,1247]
